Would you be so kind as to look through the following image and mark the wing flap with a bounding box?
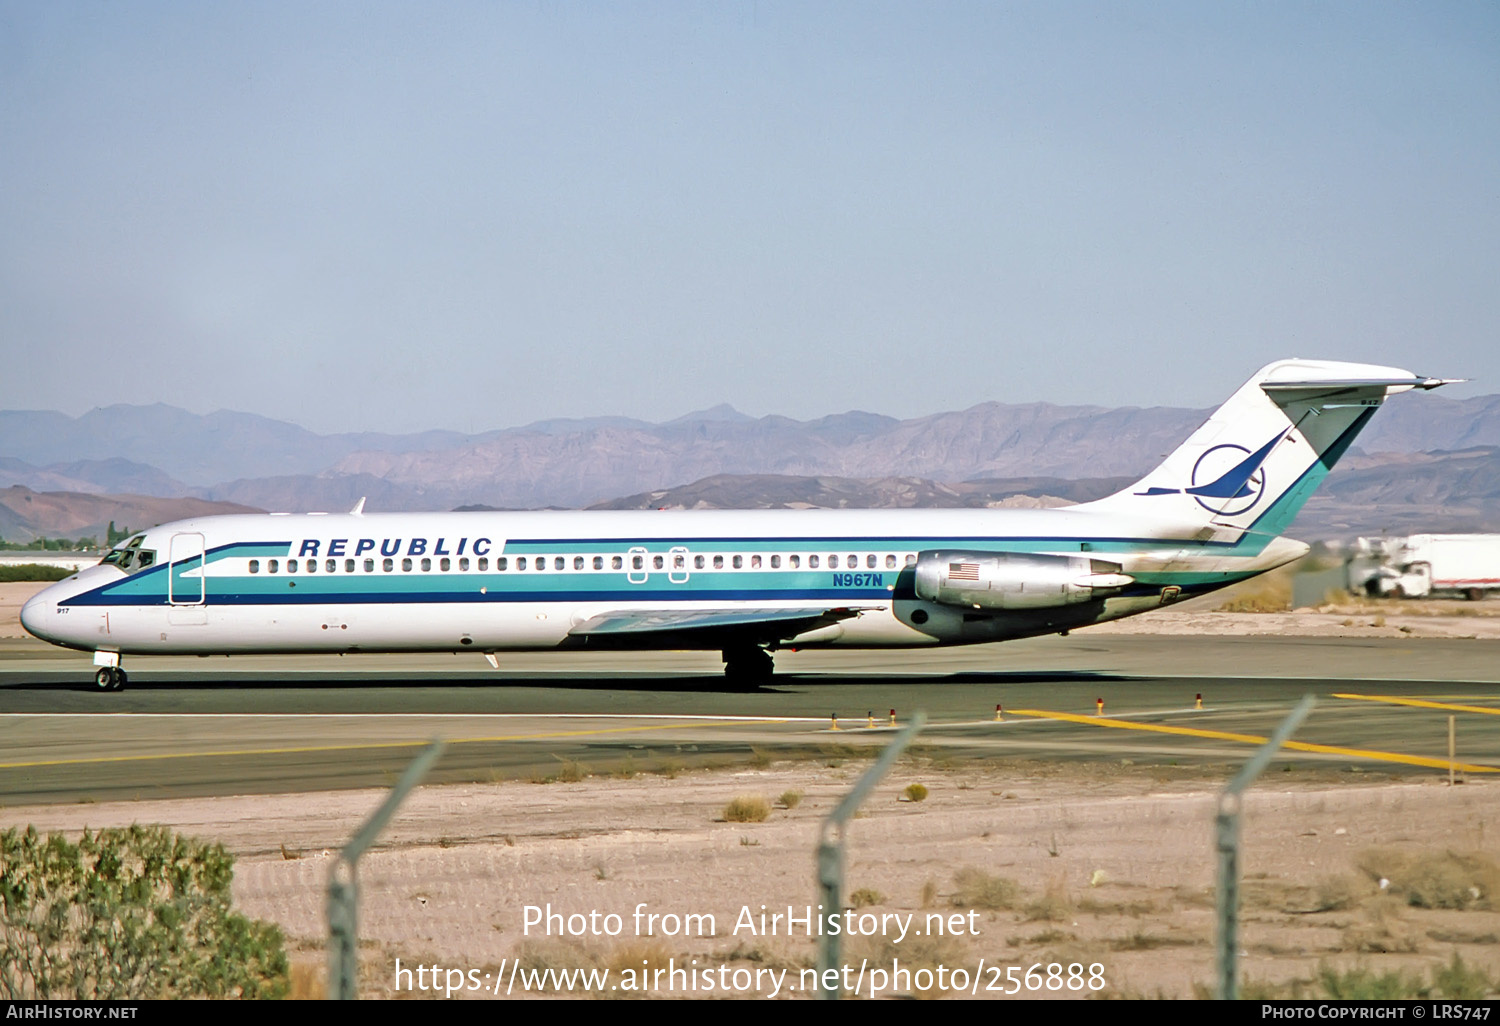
[565,606,869,648]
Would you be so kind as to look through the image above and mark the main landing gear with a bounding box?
[94,667,127,692]
[722,645,774,688]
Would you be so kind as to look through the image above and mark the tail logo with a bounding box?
[1136,429,1289,516]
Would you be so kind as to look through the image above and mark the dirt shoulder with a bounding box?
[3,759,1495,999]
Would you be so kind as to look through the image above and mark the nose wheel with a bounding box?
[94,667,127,692]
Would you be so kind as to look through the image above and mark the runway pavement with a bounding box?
[2,635,1498,804]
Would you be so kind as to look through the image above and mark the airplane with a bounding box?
[20,358,1454,691]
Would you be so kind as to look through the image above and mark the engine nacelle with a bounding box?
[913,550,1133,611]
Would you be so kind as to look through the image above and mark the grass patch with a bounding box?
[950,867,1021,910]
[0,564,74,582]
[722,795,772,823]
[1355,847,1499,910]
[1317,953,1495,1000]
[848,888,884,909]
[777,790,802,810]
[555,759,588,783]
[748,747,772,769]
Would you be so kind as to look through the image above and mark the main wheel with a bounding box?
[111,669,127,692]
[723,647,774,688]
[95,667,113,690]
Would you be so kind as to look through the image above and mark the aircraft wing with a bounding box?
[563,606,869,649]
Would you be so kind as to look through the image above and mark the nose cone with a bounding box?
[19,586,58,642]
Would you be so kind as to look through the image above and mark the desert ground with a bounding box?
[3,579,1499,999]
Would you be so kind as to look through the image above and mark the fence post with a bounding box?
[1216,696,1315,1000]
[816,712,925,999]
[328,740,446,999]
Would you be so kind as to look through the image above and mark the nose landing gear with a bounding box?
[94,667,127,691]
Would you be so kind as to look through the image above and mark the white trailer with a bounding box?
[1362,534,1500,600]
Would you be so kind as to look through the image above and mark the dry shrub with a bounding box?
[513,941,599,992]
[1024,875,1072,922]
[853,934,967,1000]
[1215,570,1292,612]
[1356,847,1499,910]
[904,783,929,803]
[951,867,1021,910]
[1341,895,1421,954]
[778,790,802,810]
[723,795,772,823]
[848,887,884,909]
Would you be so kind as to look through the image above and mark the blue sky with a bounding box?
[2,2,1496,434]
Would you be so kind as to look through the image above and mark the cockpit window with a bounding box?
[100,535,157,574]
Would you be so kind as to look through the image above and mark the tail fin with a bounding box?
[1075,359,1454,539]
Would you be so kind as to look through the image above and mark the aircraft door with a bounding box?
[168,532,208,625]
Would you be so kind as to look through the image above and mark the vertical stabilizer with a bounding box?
[1074,359,1452,540]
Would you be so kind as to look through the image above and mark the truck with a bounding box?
[1350,534,1500,600]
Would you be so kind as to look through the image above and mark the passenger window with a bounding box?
[713,555,724,569]
[383,558,394,572]
[809,555,820,569]
[478,557,488,571]
[673,553,685,569]
[732,555,743,569]
[555,556,565,570]
[614,556,624,570]
[770,555,781,569]
[288,559,299,573]
[828,555,838,569]
[249,559,260,574]
[401,558,413,571]
[652,555,664,570]
[307,559,317,573]
[497,557,507,571]
[327,559,337,573]
[343,559,354,573]
[632,555,643,570]
[592,556,603,570]
[695,555,705,569]
[789,555,800,568]
[459,557,469,571]
[268,559,279,573]
[750,555,761,568]
[517,557,527,570]
[536,558,546,571]
[905,554,917,567]
[421,558,432,571]
[574,556,584,570]
[364,558,374,572]
[865,554,874,568]
[440,557,450,571]
[885,554,896,569]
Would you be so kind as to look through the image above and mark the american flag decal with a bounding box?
[948,562,981,581]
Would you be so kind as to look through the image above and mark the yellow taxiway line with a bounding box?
[0,718,789,771]
[1007,708,1497,774]
[1332,693,1500,716]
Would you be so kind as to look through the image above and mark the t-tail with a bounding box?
[1074,359,1456,543]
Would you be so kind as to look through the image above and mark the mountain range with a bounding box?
[3,393,1499,543]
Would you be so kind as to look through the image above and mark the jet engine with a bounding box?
[913,551,1134,611]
